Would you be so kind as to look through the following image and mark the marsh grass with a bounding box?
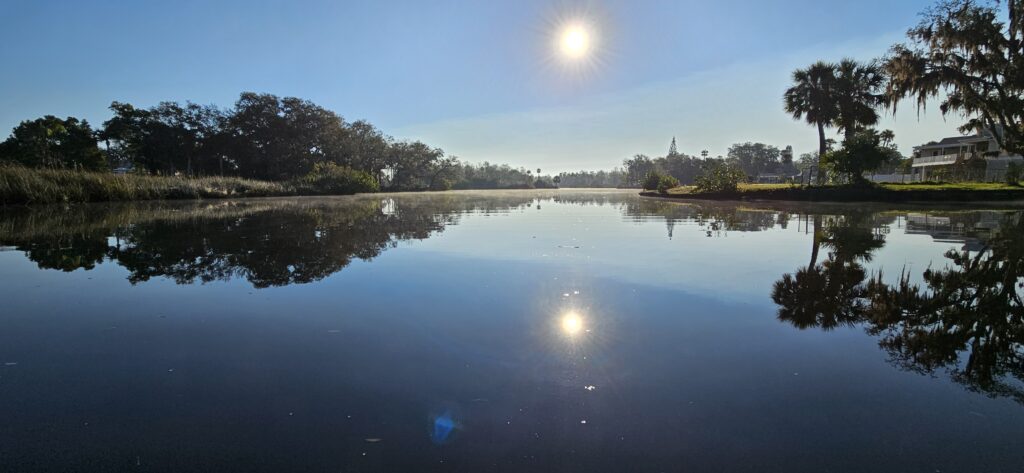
[0,165,346,205]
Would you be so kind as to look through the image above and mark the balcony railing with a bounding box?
[912,153,961,167]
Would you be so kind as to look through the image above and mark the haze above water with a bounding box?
[1,190,1022,472]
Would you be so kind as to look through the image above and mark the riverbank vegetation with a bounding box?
[0,92,565,204]
[642,181,1024,203]
[0,163,384,205]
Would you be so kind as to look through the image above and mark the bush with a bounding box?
[1006,162,1023,186]
[695,162,746,193]
[294,162,379,195]
[822,130,900,184]
[656,174,680,194]
[641,171,663,190]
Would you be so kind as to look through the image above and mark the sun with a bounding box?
[559,24,591,59]
[541,6,609,80]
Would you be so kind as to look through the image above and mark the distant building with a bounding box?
[780,145,793,165]
[755,173,788,184]
[756,145,798,183]
[912,128,1023,181]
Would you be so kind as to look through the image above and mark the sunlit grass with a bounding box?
[660,183,800,195]
[880,182,1024,191]
[659,182,1024,196]
[0,165,292,205]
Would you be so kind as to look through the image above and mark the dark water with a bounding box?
[1,190,1022,472]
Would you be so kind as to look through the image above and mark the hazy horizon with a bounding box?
[1,0,966,173]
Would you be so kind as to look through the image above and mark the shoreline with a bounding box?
[640,186,1024,204]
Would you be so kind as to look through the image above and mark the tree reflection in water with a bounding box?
[3,194,1022,403]
[773,212,1024,404]
[0,194,544,288]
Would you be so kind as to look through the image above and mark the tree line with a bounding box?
[0,92,558,192]
[617,139,808,189]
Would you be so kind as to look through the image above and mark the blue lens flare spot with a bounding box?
[431,412,456,444]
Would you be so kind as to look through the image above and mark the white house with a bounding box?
[912,129,1023,181]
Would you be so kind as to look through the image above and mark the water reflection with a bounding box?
[1,192,1022,407]
[560,311,585,337]
[4,191,1024,470]
[0,195,542,288]
[772,211,1024,404]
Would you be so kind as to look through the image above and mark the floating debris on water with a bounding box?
[584,385,596,391]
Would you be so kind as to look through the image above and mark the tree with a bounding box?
[387,140,445,190]
[658,153,700,185]
[785,61,840,184]
[885,0,1024,156]
[796,152,820,172]
[101,101,228,175]
[0,116,106,170]
[726,142,781,176]
[225,92,349,180]
[822,129,902,183]
[343,120,390,182]
[667,137,679,157]
[832,59,886,142]
[426,156,462,190]
[622,154,657,187]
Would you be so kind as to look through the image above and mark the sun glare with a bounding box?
[559,24,591,59]
[541,6,609,80]
[561,312,584,336]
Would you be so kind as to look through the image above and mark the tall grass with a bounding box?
[0,165,377,205]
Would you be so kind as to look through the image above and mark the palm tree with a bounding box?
[784,61,838,184]
[832,59,885,143]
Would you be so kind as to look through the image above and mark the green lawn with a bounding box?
[662,182,1024,195]
[662,183,800,195]
[880,182,1024,191]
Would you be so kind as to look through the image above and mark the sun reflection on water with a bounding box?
[560,311,584,336]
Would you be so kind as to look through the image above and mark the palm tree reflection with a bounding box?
[773,212,1024,404]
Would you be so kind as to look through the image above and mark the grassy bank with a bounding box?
[641,182,1024,203]
[0,165,379,205]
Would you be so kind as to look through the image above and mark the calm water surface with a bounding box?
[1,190,1022,472]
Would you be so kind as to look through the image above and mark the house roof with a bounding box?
[917,136,969,149]
[917,132,992,150]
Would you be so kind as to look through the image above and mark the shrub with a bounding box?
[822,130,900,184]
[656,174,680,194]
[295,162,379,195]
[695,162,746,193]
[641,171,663,190]
[1006,162,1023,186]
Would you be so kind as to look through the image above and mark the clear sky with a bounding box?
[0,0,966,173]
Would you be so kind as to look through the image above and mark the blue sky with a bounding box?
[0,0,964,172]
